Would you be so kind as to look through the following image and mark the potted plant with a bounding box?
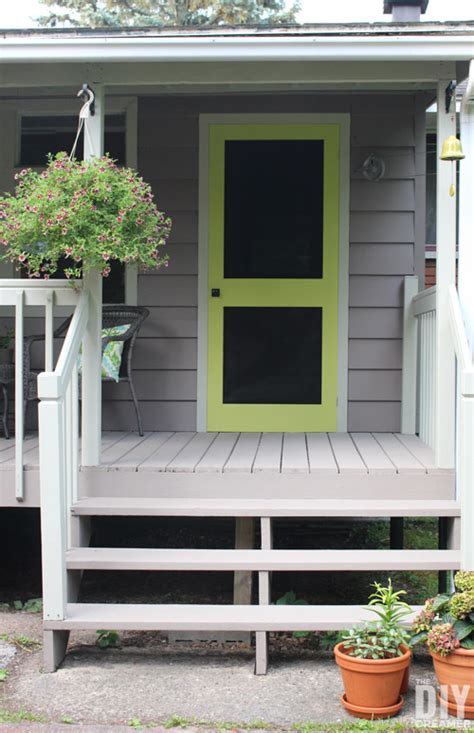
[0,328,13,365]
[0,152,171,280]
[411,570,474,719]
[334,579,412,720]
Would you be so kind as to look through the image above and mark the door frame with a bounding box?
[197,113,350,432]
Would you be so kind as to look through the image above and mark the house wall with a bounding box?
[101,92,426,432]
[0,91,427,433]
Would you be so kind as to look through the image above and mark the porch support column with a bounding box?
[435,80,457,469]
[458,61,474,569]
[81,83,104,466]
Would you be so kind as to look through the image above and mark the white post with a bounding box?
[81,83,104,466]
[401,275,419,434]
[38,378,68,620]
[459,66,474,349]
[458,61,474,569]
[435,80,457,468]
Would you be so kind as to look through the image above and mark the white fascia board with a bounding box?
[1,34,474,64]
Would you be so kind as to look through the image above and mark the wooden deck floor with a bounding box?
[0,430,443,474]
[0,431,455,508]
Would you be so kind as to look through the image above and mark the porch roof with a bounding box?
[1,22,474,65]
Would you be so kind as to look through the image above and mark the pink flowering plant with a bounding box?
[0,152,171,279]
[411,571,474,656]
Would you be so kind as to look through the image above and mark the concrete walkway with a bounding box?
[0,611,453,731]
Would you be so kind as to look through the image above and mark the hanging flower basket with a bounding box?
[0,152,171,279]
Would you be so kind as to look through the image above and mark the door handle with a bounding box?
[211,288,220,298]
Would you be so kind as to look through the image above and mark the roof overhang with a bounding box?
[1,25,474,64]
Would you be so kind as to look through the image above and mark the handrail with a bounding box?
[38,291,89,400]
[412,285,436,317]
[448,284,473,378]
[447,284,474,569]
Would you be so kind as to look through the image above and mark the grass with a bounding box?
[0,708,47,724]
[0,632,41,652]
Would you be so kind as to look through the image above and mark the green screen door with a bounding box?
[207,123,340,432]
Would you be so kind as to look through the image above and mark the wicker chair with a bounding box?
[24,305,149,436]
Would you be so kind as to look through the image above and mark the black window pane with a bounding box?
[223,307,322,404]
[20,114,126,166]
[224,140,324,279]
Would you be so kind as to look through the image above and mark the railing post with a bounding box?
[401,275,418,434]
[38,377,67,621]
[435,80,457,468]
[81,82,104,466]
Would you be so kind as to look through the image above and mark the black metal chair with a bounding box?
[24,305,149,435]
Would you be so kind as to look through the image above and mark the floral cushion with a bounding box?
[78,324,130,383]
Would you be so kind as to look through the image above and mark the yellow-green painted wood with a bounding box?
[207,123,340,432]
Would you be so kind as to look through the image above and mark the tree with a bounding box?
[37,0,301,28]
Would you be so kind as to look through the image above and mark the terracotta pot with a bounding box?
[334,642,411,718]
[431,648,474,719]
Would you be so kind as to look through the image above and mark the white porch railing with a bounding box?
[37,289,89,620]
[448,285,474,569]
[0,280,81,501]
[412,285,437,451]
[401,276,437,452]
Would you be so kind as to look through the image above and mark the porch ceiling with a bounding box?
[0,60,465,94]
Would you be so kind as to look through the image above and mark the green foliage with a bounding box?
[276,590,310,638]
[37,0,300,28]
[11,598,43,613]
[0,327,13,350]
[319,630,345,651]
[60,716,75,724]
[0,669,9,682]
[0,709,47,724]
[0,633,41,652]
[411,571,474,654]
[341,579,411,659]
[342,624,408,660]
[0,153,170,281]
[96,629,120,648]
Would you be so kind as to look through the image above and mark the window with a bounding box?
[19,114,126,166]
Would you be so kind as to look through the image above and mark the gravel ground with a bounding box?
[0,610,459,732]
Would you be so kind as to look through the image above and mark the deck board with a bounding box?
[306,433,338,474]
[373,433,426,473]
[167,432,217,472]
[224,433,261,473]
[138,432,194,471]
[253,433,282,473]
[196,433,239,473]
[281,433,309,473]
[328,433,367,473]
[109,433,172,470]
[351,433,396,474]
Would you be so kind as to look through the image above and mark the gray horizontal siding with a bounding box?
[348,370,402,402]
[349,340,403,370]
[103,400,196,432]
[103,370,197,401]
[349,244,414,276]
[349,309,402,339]
[348,402,401,433]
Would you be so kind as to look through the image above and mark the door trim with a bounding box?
[197,113,350,432]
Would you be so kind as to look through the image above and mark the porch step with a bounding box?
[71,497,461,518]
[66,547,460,572]
[44,602,422,632]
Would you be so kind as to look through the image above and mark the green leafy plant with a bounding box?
[60,716,75,724]
[0,328,13,350]
[341,579,412,659]
[276,590,310,638]
[0,152,171,280]
[0,669,9,682]
[96,629,120,648]
[411,570,474,655]
[12,598,43,613]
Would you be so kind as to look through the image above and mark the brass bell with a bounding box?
[440,135,465,161]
